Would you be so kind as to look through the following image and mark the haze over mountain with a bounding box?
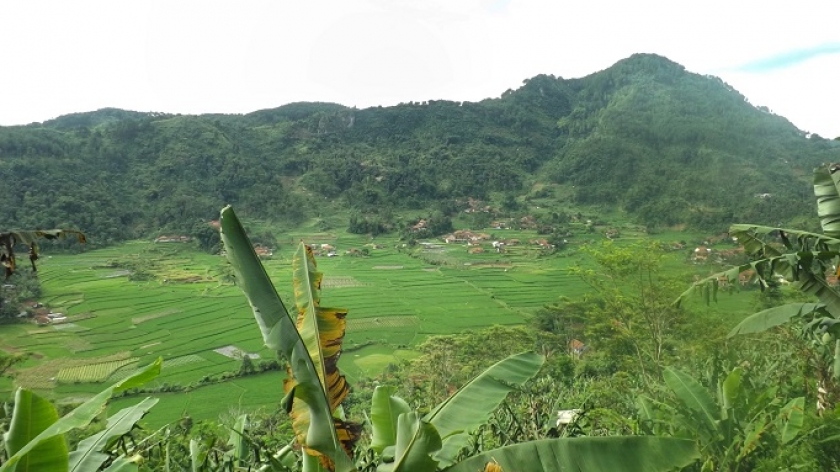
[1,54,837,244]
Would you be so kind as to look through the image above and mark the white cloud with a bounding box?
[0,0,837,137]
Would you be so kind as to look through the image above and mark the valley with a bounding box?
[2,220,755,427]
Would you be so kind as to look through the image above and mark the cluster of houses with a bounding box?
[437,230,559,254]
[461,198,493,214]
[310,244,338,257]
[18,301,67,326]
[154,235,191,243]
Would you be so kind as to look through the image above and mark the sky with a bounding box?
[1,1,838,138]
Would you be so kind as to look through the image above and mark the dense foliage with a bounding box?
[1,54,837,247]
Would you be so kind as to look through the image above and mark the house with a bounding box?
[490,221,508,230]
[693,246,712,262]
[155,235,191,243]
[410,219,428,232]
[442,234,458,244]
[530,239,554,250]
[739,269,756,286]
[519,216,537,229]
[557,409,582,427]
[253,245,273,258]
[569,339,586,357]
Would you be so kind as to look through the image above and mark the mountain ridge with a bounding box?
[1,53,837,243]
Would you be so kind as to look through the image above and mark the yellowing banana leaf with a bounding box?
[0,229,86,278]
[219,206,356,472]
[441,437,698,472]
[292,244,351,413]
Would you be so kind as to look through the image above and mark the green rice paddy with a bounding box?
[0,228,756,425]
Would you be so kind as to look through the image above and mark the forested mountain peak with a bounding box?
[1,54,837,243]
[41,108,166,130]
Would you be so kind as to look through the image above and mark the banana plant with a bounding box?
[0,230,86,279]
[220,207,359,472]
[678,164,840,320]
[368,360,698,472]
[1,358,161,472]
[220,205,699,472]
[638,366,804,471]
[678,164,840,406]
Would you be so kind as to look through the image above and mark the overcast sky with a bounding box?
[1,1,838,137]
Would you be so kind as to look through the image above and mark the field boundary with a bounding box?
[347,315,419,331]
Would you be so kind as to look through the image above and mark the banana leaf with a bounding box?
[730,224,840,253]
[423,351,544,467]
[290,244,359,458]
[101,456,140,472]
[663,367,718,433]
[814,163,840,238]
[219,206,355,472]
[778,397,805,444]
[0,229,86,278]
[728,303,823,337]
[3,389,68,472]
[377,411,441,472]
[441,437,698,472]
[370,386,411,454]
[69,397,159,472]
[225,414,250,467]
[0,359,160,472]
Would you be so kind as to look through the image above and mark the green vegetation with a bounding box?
[1,54,838,249]
[3,53,840,471]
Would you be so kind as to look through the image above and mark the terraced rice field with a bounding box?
[0,228,750,425]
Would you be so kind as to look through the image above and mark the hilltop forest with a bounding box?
[1,53,838,246]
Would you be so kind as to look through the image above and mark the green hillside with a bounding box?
[1,53,837,245]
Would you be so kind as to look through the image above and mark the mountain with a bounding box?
[0,53,837,243]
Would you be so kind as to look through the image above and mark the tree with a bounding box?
[570,241,686,380]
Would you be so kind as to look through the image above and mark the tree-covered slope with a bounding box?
[0,53,836,243]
